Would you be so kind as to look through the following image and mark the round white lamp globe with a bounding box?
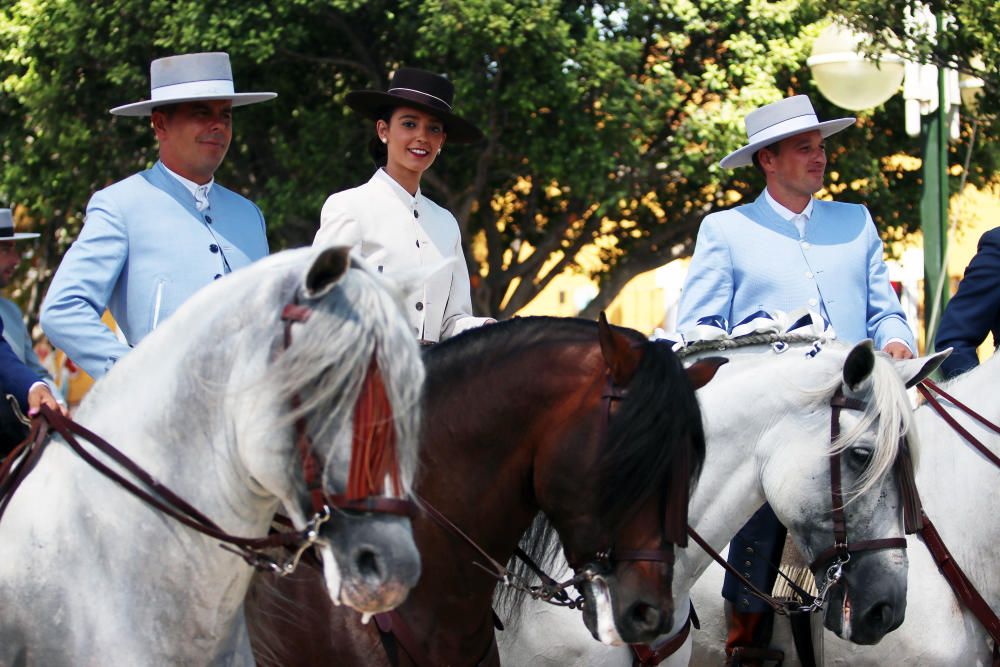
[807,24,905,110]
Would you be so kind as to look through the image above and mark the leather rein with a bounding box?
[0,297,413,575]
[375,370,679,667]
[914,378,1000,667]
[631,386,918,666]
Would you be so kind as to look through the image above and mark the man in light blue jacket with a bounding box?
[677,95,915,665]
[41,52,275,380]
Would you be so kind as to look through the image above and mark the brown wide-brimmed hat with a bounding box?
[346,67,483,144]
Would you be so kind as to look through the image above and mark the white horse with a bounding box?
[687,351,1000,666]
[497,336,945,666]
[0,247,424,666]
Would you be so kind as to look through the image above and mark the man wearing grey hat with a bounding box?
[41,52,275,380]
[676,95,915,665]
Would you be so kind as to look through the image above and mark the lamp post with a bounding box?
[807,21,955,349]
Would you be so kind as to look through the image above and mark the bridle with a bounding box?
[688,386,916,616]
[561,372,682,595]
[634,385,919,666]
[0,295,414,576]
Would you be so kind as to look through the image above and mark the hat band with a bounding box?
[746,113,822,146]
[150,79,237,103]
[0,227,12,238]
[387,87,453,111]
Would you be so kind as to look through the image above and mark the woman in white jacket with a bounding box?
[313,67,494,342]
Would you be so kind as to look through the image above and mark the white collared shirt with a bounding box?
[764,189,813,238]
[161,164,214,211]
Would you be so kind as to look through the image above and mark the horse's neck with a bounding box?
[675,363,780,589]
[72,312,275,538]
[914,358,1000,598]
[405,345,599,640]
[419,346,597,542]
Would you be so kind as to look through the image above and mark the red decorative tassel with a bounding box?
[347,354,401,500]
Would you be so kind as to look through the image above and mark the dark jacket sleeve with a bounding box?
[0,319,40,411]
[936,227,1000,378]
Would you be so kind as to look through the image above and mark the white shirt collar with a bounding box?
[161,163,214,211]
[764,188,813,221]
[374,168,421,205]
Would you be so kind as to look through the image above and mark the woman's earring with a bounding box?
[437,148,442,154]
[381,137,387,144]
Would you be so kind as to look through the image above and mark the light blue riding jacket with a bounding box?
[677,192,914,350]
[41,161,269,379]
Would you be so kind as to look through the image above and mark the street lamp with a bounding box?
[807,20,958,351]
[807,24,905,110]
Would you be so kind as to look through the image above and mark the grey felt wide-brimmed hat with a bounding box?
[346,67,483,143]
[110,52,276,117]
[0,209,39,240]
[719,95,856,169]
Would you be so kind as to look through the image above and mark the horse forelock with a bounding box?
[598,339,706,535]
[262,256,423,497]
[822,352,914,500]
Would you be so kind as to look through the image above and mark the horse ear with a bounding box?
[843,339,876,391]
[598,312,642,385]
[304,246,352,298]
[686,357,728,390]
[894,348,951,388]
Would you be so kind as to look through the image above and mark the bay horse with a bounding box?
[245,315,724,666]
[689,351,1000,666]
[0,247,424,666]
[498,336,946,665]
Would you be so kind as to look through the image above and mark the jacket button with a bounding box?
[413,209,419,218]
[213,274,222,280]
[415,302,424,311]
[205,215,213,224]
[209,243,220,253]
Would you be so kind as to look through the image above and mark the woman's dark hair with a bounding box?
[367,107,395,167]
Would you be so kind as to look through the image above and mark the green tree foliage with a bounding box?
[1,0,984,328]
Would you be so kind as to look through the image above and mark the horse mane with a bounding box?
[816,352,914,499]
[494,513,560,630]
[680,333,914,500]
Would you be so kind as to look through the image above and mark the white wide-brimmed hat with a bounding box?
[110,52,276,117]
[719,95,855,169]
[0,209,39,240]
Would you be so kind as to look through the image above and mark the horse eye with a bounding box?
[849,447,873,466]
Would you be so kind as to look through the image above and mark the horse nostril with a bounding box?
[629,602,662,632]
[867,602,895,632]
[355,548,383,582]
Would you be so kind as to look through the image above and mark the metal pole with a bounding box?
[921,64,950,351]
